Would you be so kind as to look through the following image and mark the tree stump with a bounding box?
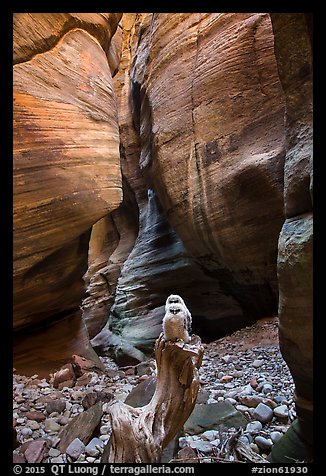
[101,333,204,463]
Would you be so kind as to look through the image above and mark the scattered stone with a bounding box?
[196,389,210,404]
[66,438,85,460]
[57,416,70,426]
[201,430,220,441]
[274,395,289,405]
[75,373,92,387]
[81,392,98,410]
[238,395,262,408]
[252,359,264,368]
[255,436,273,451]
[231,370,243,378]
[100,425,110,435]
[51,455,66,464]
[85,438,104,457]
[220,375,234,383]
[48,448,61,457]
[53,364,76,389]
[262,383,273,394]
[250,443,260,454]
[184,401,247,435]
[189,440,213,453]
[176,446,198,463]
[135,361,154,376]
[262,398,277,409]
[58,402,103,452]
[13,452,26,463]
[236,404,250,413]
[252,403,274,423]
[225,397,237,405]
[24,439,50,463]
[274,405,289,421]
[27,420,40,430]
[270,431,283,443]
[124,376,156,408]
[222,355,234,364]
[57,380,75,390]
[51,455,66,463]
[72,354,105,375]
[25,411,46,421]
[238,384,254,396]
[124,367,135,376]
[21,428,33,437]
[13,317,295,465]
[249,378,258,389]
[273,425,288,433]
[44,419,61,433]
[13,427,19,449]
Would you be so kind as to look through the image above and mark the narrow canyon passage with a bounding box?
[13,13,313,464]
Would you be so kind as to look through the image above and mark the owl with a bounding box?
[162,304,191,343]
[165,294,192,334]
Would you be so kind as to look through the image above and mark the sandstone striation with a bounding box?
[13,14,122,374]
[86,13,287,361]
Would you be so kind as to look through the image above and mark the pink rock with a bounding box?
[13,452,26,463]
[53,364,76,389]
[25,411,46,421]
[220,375,234,383]
[24,440,49,463]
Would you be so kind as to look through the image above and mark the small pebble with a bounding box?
[253,403,274,423]
[21,428,33,437]
[274,405,289,420]
[255,436,273,451]
[252,360,264,368]
[246,421,263,433]
[271,431,283,443]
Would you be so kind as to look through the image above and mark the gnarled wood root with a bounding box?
[101,333,204,463]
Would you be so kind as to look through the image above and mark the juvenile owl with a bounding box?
[165,294,192,334]
[162,304,191,343]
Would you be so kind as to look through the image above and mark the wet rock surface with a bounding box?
[13,317,296,463]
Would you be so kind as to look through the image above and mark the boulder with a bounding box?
[66,438,85,460]
[184,401,247,435]
[252,403,274,423]
[58,402,103,452]
[124,376,157,408]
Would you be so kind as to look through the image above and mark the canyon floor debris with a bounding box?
[13,316,296,463]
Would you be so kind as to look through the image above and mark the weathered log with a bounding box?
[101,333,204,463]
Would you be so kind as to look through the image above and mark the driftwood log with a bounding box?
[101,333,204,463]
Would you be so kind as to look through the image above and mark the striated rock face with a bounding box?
[134,13,285,298]
[13,13,122,374]
[86,13,286,362]
[270,14,313,458]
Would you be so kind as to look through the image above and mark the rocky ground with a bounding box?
[13,316,296,463]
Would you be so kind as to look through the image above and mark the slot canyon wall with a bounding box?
[13,12,312,456]
[270,13,313,458]
[13,13,123,374]
[85,13,287,362]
